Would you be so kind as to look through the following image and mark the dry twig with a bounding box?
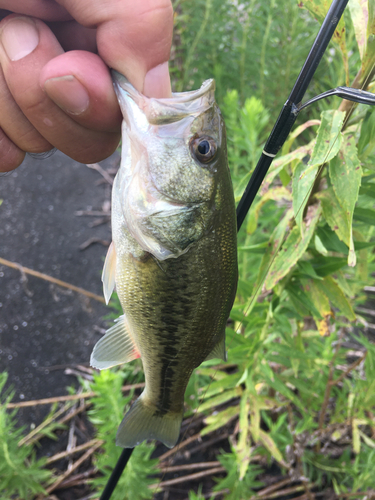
[46,441,102,494]
[158,432,202,463]
[250,478,292,498]
[54,468,97,490]
[152,466,225,489]
[79,238,110,250]
[0,257,105,303]
[158,461,221,474]
[7,382,144,409]
[46,439,104,464]
[86,163,114,185]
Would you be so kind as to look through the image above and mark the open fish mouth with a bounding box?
[112,71,216,126]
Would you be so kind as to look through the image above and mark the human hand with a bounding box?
[0,0,173,172]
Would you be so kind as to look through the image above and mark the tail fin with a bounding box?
[116,395,182,449]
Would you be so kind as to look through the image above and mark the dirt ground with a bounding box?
[0,151,119,428]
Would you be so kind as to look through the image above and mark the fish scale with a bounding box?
[90,72,238,448]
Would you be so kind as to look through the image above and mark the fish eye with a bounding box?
[190,136,217,164]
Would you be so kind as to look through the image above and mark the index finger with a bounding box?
[0,1,72,21]
[56,0,173,96]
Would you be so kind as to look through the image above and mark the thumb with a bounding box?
[55,0,173,97]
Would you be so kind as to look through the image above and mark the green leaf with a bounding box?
[316,188,350,250]
[314,234,328,255]
[247,186,292,234]
[237,395,251,479]
[264,144,313,188]
[259,365,305,411]
[293,110,344,229]
[316,225,349,254]
[314,275,356,321]
[246,208,294,315]
[202,373,240,399]
[202,405,239,436]
[279,168,291,186]
[249,394,261,443]
[359,184,375,199]
[270,343,320,361]
[258,429,288,467]
[302,279,332,336]
[348,0,368,59]
[281,119,320,155]
[312,256,348,277]
[198,387,242,413]
[353,229,369,283]
[303,0,347,50]
[238,242,269,253]
[354,240,375,249]
[329,134,362,266]
[353,207,375,225]
[296,260,323,280]
[352,418,361,454]
[286,283,323,319]
[361,1,375,82]
[265,203,322,290]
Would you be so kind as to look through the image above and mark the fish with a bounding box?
[90,71,238,449]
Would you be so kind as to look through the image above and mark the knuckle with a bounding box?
[0,129,25,170]
[69,131,120,164]
[14,127,53,154]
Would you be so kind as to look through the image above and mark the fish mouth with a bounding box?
[112,71,216,125]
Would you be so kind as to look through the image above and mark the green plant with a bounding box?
[213,449,264,500]
[0,373,52,499]
[171,0,327,115]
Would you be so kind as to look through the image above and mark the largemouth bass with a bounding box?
[90,72,238,449]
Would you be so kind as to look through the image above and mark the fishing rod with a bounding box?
[100,0,375,498]
[236,0,375,230]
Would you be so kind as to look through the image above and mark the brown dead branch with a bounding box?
[46,441,102,494]
[0,257,105,303]
[46,439,104,464]
[152,466,225,489]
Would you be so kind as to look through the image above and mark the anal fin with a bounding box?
[102,241,116,304]
[90,315,140,370]
[205,335,226,362]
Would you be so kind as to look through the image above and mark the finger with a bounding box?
[46,20,97,52]
[57,0,173,97]
[0,127,25,171]
[0,1,72,21]
[40,51,122,133]
[0,16,121,163]
[0,23,54,155]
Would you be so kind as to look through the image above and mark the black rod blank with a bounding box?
[100,448,134,500]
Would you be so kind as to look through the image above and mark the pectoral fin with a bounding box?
[205,336,226,362]
[90,315,140,370]
[102,242,116,304]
